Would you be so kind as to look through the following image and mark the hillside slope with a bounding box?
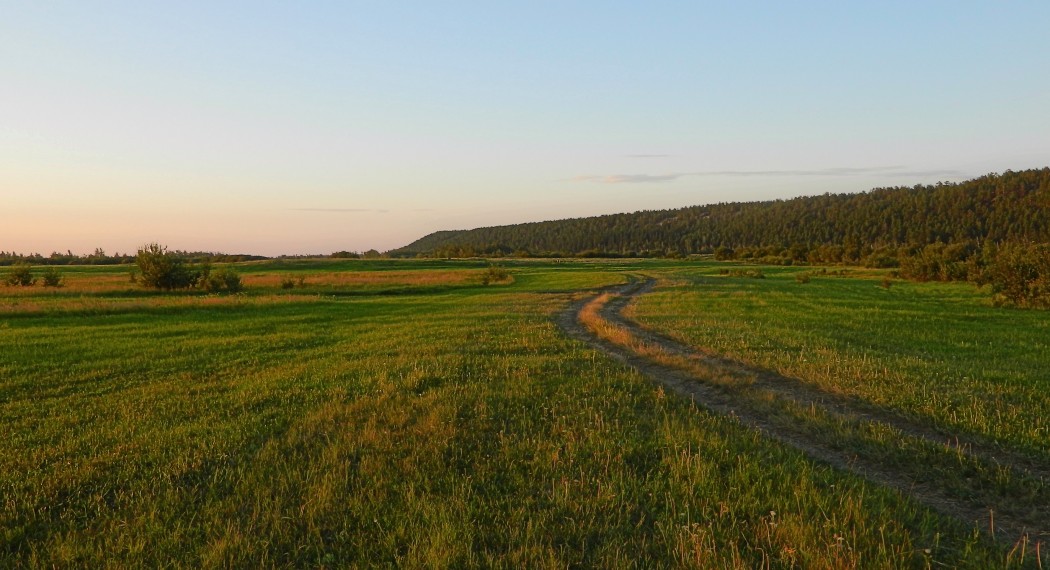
[392,169,1050,259]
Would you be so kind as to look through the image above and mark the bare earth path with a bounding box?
[556,278,1050,545]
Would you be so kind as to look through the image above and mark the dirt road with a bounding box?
[557,278,1049,543]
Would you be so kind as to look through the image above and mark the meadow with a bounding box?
[1,259,1045,567]
[629,265,1050,460]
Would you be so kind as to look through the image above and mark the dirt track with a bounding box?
[556,278,1049,543]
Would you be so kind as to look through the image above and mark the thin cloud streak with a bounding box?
[883,169,968,178]
[291,208,390,213]
[573,166,967,184]
[573,174,683,184]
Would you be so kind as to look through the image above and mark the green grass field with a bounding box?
[1,259,1044,567]
[629,265,1050,459]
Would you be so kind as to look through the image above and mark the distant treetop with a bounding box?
[389,168,1050,260]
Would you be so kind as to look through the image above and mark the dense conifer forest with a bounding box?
[393,168,1050,262]
[391,168,1050,306]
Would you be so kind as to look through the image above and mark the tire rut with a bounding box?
[556,278,1049,543]
[605,279,1050,483]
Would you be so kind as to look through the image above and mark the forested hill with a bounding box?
[392,168,1050,259]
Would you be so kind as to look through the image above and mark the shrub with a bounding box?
[131,243,248,293]
[202,267,243,293]
[480,266,510,285]
[986,243,1050,308]
[898,242,976,282]
[726,268,765,279]
[136,243,197,290]
[795,272,811,284]
[880,276,893,289]
[719,268,766,278]
[4,262,36,287]
[280,277,296,290]
[864,253,899,269]
[41,267,63,288]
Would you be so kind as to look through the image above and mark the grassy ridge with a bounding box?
[0,261,1025,567]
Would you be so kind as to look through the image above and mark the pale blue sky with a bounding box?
[3,1,1048,255]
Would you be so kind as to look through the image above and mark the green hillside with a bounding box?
[393,168,1050,260]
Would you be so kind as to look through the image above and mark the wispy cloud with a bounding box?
[572,166,966,184]
[573,174,684,184]
[883,168,967,178]
[290,208,389,213]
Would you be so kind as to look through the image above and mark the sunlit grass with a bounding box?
[581,283,1050,540]
[0,260,1029,567]
[630,264,1050,459]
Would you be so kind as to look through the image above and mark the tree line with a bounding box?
[391,168,1050,307]
[392,169,1049,259]
[0,248,268,266]
[3,245,390,294]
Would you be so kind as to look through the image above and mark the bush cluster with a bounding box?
[201,267,243,293]
[980,243,1050,308]
[480,266,510,285]
[3,263,64,287]
[137,243,198,290]
[4,262,37,287]
[897,242,979,282]
[41,267,63,287]
[719,268,765,279]
[136,243,242,293]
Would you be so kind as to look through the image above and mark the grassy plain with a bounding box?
[0,259,1041,567]
[629,265,1050,460]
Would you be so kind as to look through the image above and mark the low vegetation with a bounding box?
[480,265,510,285]
[40,267,63,288]
[982,242,1050,308]
[0,259,1043,567]
[4,262,36,287]
[136,243,242,293]
[630,266,1050,460]
[579,277,1049,552]
[200,266,243,293]
[719,268,765,279]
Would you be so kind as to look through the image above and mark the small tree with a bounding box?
[4,262,36,286]
[202,267,242,293]
[480,265,510,285]
[986,243,1050,308]
[714,246,735,261]
[136,243,197,290]
[41,267,63,287]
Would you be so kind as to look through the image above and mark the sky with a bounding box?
[2,2,1049,256]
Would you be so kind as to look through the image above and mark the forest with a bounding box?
[392,169,1050,306]
[393,169,1049,262]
